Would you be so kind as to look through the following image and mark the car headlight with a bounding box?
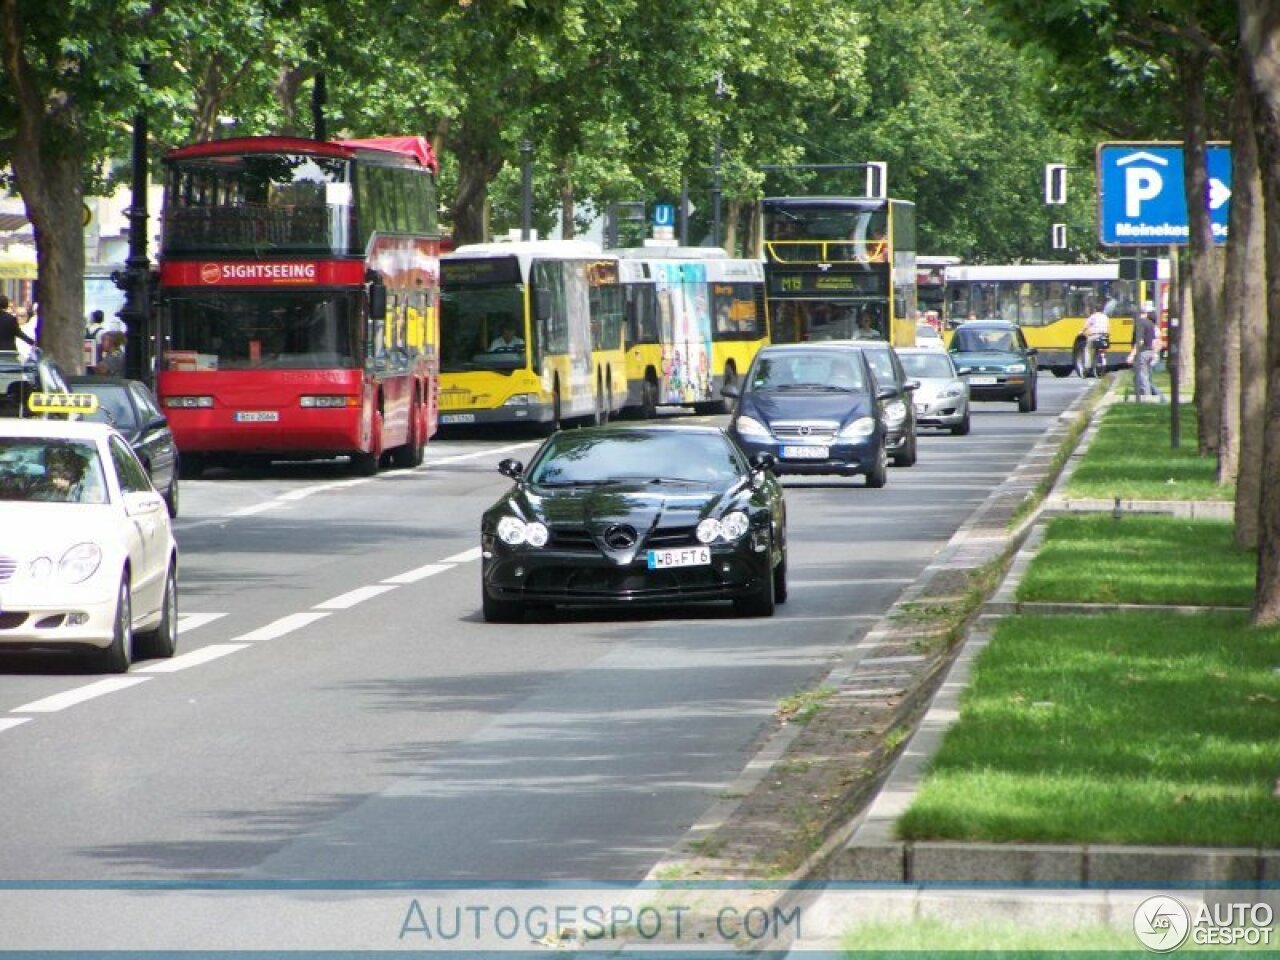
[496,516,548,547]
[954,364,972,375]
[720,511,750,541]
[59,543,102,583]
[29,556,54,579]
[733,415,770,439]
[1005,362,1027,373]
[884,400,907,423]
[837,416,875,439]
[943,384,965,398]
[696,511,750,544]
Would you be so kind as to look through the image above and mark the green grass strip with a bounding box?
[1066,403,1231,502]
[1017,515,1254,608]
[898,611,1280,847]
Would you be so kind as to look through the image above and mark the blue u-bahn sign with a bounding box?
[1097,142,1231,246]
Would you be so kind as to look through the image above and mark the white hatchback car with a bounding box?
[897,347,971,435]
[0,418,178,672]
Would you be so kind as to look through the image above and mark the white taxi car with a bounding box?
[0,416,178,672]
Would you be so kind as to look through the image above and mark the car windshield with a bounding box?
[952,328,1015,353]
[0,438,108,504]
[900,352,955,379]
[748,353,867,392]
[529,431,743,486]
[73,385,137,430]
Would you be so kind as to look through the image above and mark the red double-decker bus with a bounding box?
[154,135,442,477]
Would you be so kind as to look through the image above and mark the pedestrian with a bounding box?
[94,331,126,376]
[1128,306,1162,399]
[0,295,35,352]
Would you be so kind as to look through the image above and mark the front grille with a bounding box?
[549,527,596,550]
[771,421,839,442]
[647,526,697,548]
[0,557,15,582]
[0,612,29,630]
[549,525,699,551]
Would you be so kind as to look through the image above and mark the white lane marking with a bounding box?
[792,578,916,586]
[279,478,372,501]
[177,612,227,634]
[426,441,536,465]
[135,644,251,674]
[0,718,31,734]
[228,502,279,518]
[233,612,331,643]
[382,563,454,585]
[13,677,152,714]
[441,546,483,564]
[314,585,398,610]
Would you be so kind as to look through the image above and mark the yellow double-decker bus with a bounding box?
[614,247,766,417]
[438,241,626,430]
[761,196,917,347]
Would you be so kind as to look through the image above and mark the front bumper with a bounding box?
[914,396,968,428]
[482,537,773,607]
[439,401,556,427]
[964,374,1029,402]
[0,579,119,652]
[733,434,881,477]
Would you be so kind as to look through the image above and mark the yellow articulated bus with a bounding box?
[613,247,767,417]
[438,241,626,430]
[942,261,1171,377]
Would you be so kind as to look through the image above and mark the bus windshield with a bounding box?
[166,290,361,370]
[440,285,528,373]
[164,153,354,256]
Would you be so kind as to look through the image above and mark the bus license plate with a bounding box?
[235,411,279,422]
[782,445,829,459]
[648,547,711,569]
[968,376,997,386]
[441,413,476,424]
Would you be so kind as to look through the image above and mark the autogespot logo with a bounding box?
[1134,895,1191,952]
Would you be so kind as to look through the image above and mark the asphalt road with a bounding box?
[0,376,1088,882]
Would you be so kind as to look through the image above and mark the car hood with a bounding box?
[740,390,875,425]
[911,376,966,402]
[492,481,746,563]
[0,502,127,557]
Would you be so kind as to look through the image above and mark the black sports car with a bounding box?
[481,424,787,622]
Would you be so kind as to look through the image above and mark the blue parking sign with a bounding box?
[1097,142,1231,246]
[653,204,676,228]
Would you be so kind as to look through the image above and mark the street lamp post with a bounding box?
[116,60,152,383]
[711,72,726,250]
[520,140,533,241]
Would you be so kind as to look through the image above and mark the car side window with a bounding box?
[110,435,151,493]
[130,383,162,422]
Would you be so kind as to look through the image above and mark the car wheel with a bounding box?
[1030,382,1039,412]
[865,443,888,488]
[1018,384,1034,412]
[734,548,776,618]
[135,564,178,660]
[482,587,525,623]
[892,429,918,467]
[772,550,788,605]
[163,474,180,518]
[96,574,132,674]
[951,411,971,436]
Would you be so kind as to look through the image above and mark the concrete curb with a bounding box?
[827,379,1278,887]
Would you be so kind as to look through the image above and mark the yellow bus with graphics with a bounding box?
[761,196,917,348]
[614,248,766,417]
[438,241,626,430]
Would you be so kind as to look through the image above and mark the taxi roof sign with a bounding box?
[27,392,99,414]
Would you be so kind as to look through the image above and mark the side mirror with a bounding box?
[749,452,777,474]
[904,379,920,392]
[876,386,897,401]
[497,458,524,480]
[534,289,552,324]
[368,279,387,321]
[721,382,741,400]
[1026,347,1039,356]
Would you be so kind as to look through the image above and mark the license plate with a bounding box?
[234,411,279,422]
[782,445,829,459]
[647,546,711,569]
[968,376,997,386]
[441,413,476,424]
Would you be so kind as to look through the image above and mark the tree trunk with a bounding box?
[1178,48,1225,457]
[0,0,87,374]
[559,161,575,240]
[723,199,739,256]
[1239,0,1280,625]
[1219,57,1253,487]
[450,141,504,246]
[1229,52,1268,548]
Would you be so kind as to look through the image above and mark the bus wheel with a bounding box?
[179,454,206,480]
[1073,341,1091,378]
[592,382,605,427]
[352,413,383,475]
[719,366,738,414]
[542,384,562,436]
[640,376,658,420]
[390,401,425,469]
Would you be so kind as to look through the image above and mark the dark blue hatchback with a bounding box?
[725,344,891,487]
